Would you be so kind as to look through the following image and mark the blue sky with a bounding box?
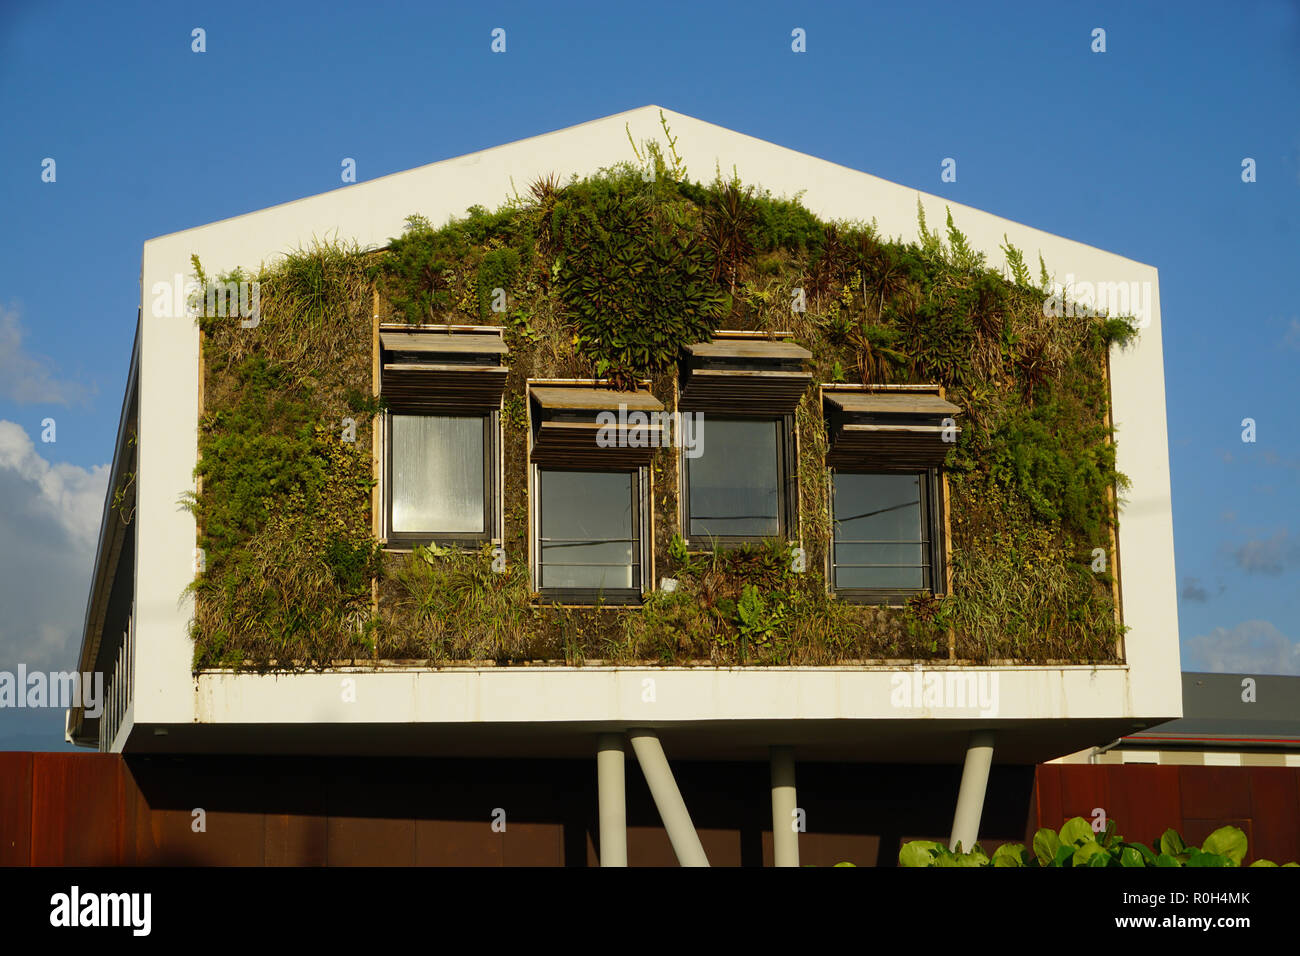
[1,0,1297,748]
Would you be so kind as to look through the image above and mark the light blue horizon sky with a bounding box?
[1,0,1298,749]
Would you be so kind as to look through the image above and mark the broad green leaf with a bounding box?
[1119,846,1146,868]
[1187,850,1232,868]
[1032,828,1061,866]
[1053,845,1078,867]
[1201,826,1247,865]
[1249,859,1278,867]
[1159,829,1186,857]
[1060,817,1094,847]
[992,843,1027,867]
[1073,841,1109,866]
[899,840,943,868]
[833,862,857,867]
[1154,853,1181,867]
[1126,841,1157,864]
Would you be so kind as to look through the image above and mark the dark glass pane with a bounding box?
[688,418,780,537]
[391,414,485,533]
[540,470,636,590]
[833,472,925,590]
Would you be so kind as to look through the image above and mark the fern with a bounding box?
[1001,235,1031,287]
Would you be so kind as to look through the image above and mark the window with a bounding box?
[683,416,793,541]
[831,470,944,598]
[677,334,810,546]
[386,412,493,543]
[528,383,659,604]
[536,468,642,601]
[823,387,958,602]
[378,326,508,547]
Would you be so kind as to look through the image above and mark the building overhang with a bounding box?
[108,663,1174,764]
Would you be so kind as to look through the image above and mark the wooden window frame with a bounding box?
[828,466,946,606]
[531,463,649,607]
[382,407,501,549]
[680,412,799,549]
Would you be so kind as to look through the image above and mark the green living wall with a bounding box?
[178,117,1136,671]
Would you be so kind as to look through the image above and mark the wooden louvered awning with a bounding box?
[824,389,962,470]
[379,326,509,411]
[678,338,812,414]
[530,385,664,467]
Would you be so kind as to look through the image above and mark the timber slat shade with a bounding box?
[530,385,664,467]
[679,339,812,414]
[825,390,962,469]
[380,327,508,411]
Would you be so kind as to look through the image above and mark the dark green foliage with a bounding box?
[551,174,725,380]
[988,395,1121,540]
[379,219,478,323]
[747,189,825,252]
[192,356,322,560]
[898,819,1293,868]
[476,247,521,319]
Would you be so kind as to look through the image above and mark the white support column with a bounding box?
[770,745,799,867]
[628,729,709,867]
[949,730,996,852]
[597,733,627,867]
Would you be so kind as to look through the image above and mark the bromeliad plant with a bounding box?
[899,817,1299,867]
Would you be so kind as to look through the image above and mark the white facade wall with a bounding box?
[129,106,1180,743]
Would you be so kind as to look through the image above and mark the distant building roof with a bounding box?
[1121,673,1300,750]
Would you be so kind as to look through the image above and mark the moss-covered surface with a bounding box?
[187,119,1133,671]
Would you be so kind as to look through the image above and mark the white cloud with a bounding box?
[1183,620,1300,676]
[0,421,107,550]
[1232,530,1300,575]
[0,422,108,679]
[0,304,91,405]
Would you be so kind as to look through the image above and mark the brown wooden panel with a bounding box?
[679,369,811,414]
[626,825,680,866]
[1180,766,1254,820]
[147,807,266,865]
[825,392,959,416]
[826,430,956,469]
[1182,817,1254,857]
[265,812,326,866]
[502,821,565,866]
[415,819,503,866]
[382,365,508,410]
[797,831,882,868]
[1102,764,1181,847]
[380,331,507,355]
[686,340,810,362]
[1031,765,1061,839]
[0,752,33,865]
[1048,764,1110,832]
[1246,767,1300,864]
[30,753,121,865]
[531,386,661,412]
[327,816,417,866]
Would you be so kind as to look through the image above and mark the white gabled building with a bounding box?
[67,106,1180,865]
